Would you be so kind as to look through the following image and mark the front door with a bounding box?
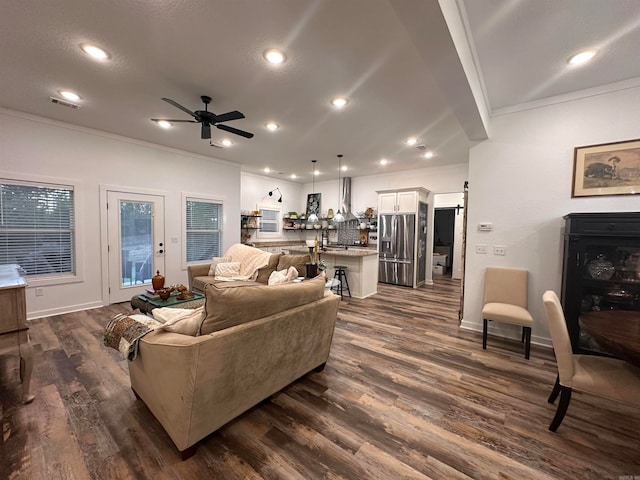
[107,191,165,303]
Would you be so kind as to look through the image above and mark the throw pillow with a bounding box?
[153,306,204,336]
[267,266,299,286]
[255,253,281,284]
[277,254,310,276]
[208,256,230,276]
[215,261,241,278]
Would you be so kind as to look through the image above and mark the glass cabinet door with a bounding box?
[577,241,640,352]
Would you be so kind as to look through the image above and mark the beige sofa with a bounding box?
[128,274,340,459]
[187,251,310,293]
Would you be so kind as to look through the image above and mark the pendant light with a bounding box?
[333,154,344,223]
[307,160,319,223]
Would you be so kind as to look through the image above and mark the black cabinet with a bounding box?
[561,212,640,354]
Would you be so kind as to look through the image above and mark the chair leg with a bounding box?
[549,385,572,432]
[523,326,531,359]
[482,319,488,350]
[547,374,561,403]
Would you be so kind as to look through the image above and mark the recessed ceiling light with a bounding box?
[314,169,319,176]
[290,174,297,179]
[330,97,349,108]
[341,165,348,172]
[423,151,434,159]
[264,49,286,64]
[405,137,418,146]
[265,122,279,131]
[155,120,172,129]
[58,90,81,102]
[264,167,271,173]
[221,138,233,147]
[80,43,111,60]
[379,158,388,166]
[568,49,598,66]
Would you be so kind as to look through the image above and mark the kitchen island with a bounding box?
[289,246,378,299]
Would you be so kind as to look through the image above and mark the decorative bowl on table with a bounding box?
[157,288,173,301]
[177,291,194,300]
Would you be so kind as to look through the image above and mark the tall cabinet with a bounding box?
[561,212,640,354]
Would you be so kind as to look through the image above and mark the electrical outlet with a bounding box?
[494,245,506,256]
[35,287,44,296]
[476,244,488,254]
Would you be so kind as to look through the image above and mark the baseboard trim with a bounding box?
[460,320,552,348]
[27,301,105,320]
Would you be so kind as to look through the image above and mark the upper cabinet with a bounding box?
[377,188,429,214]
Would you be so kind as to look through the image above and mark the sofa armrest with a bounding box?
[187,263,211,291]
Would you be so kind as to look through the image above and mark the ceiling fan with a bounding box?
[151,95,254,140]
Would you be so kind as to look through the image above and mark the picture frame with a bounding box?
[572,139,640,197]
[306,193,321,218]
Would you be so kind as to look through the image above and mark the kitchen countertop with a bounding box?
[289,247,378,257]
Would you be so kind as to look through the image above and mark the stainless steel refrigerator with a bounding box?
[378,213,416,286]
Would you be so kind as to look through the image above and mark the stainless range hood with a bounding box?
[340,177,358,221]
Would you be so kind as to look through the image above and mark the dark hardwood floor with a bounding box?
[2,277,639,479]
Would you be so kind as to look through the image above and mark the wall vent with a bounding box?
[50,96,80,109]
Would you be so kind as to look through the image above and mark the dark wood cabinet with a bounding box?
[561,212,640,354]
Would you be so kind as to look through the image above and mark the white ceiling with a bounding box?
[2,1,639,183]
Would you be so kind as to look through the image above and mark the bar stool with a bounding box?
[331,266,351,299]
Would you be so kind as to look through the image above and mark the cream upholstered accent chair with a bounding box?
[482,267,533,359]
[542,290,640,431]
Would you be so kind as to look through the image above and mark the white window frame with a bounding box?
[182,193,224,268]
[256,204,282,239]
[0,173,84,287]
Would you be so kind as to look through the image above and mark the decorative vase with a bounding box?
[305,262,318,278]
[587,254,615,280]
[152,270,165,291]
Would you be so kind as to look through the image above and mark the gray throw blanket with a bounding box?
[104,313,162,360]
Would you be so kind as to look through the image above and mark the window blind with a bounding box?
[259,208,280,233]
[186,198,222,262]
[0,180,75,276]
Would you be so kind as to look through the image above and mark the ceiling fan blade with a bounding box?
[151,118,198,123]
[216,124,254,139]
[214,110,245,123]
[201,123,211,139]
[161,98,199,120]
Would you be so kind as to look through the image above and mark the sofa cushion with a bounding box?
[255,253,281,284]
[277,254,310,276]
[200,274,325,335]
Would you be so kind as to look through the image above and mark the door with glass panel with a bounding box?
[107,191,165,303]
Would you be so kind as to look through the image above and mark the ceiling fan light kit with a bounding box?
[151,95,254,140]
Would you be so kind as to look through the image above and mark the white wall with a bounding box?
[240,172,304,243]
[463,86,640,346]
[1,109,241,319]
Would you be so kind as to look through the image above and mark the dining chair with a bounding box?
[482,267,533,359]
[542,290,640,431]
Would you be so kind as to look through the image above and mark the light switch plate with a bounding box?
[476,244,487,254]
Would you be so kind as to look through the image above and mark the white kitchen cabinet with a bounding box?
[377,188,427,213]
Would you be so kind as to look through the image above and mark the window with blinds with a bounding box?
[185,198,222,263]
[0,180,75,276]
[257,206,281,238]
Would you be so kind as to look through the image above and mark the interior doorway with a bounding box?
[434,208,455,276]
